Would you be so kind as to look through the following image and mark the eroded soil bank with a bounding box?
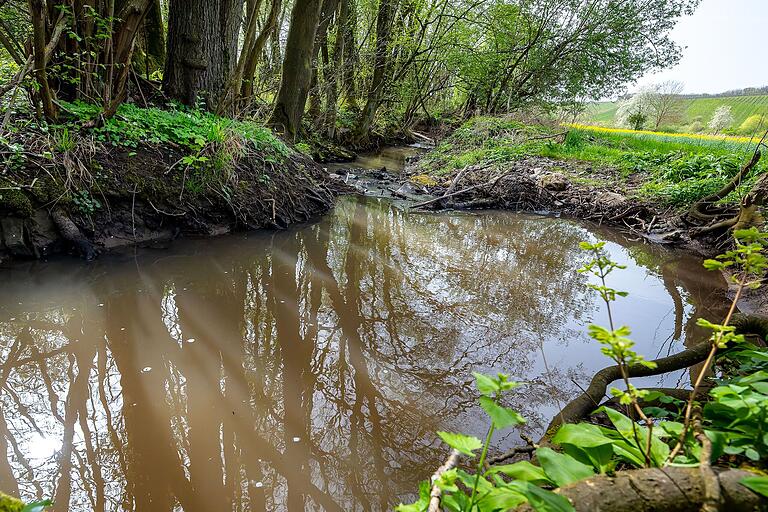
[0,142,342,263]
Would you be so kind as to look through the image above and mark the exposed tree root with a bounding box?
[50,208,97,260]
[513,468,764,512]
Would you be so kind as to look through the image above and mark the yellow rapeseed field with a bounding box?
[567,123,759,145]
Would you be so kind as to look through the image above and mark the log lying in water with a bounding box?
[514,467,765,512]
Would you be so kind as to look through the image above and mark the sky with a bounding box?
[633,0,768,95]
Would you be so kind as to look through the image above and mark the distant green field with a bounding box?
[583,95,768,132]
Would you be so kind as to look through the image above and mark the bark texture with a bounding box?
[514,468,765,512]
[355,0,395,139]
[163,0,244,106]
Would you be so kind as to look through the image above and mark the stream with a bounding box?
[0,148,730,511]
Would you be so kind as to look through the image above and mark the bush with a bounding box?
[738,114,768,136]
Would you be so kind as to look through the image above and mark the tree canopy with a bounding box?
[0,0,699,141]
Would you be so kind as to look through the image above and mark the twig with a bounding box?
[148,199,186,217]
[487,445,536,465]
[694,412,721,512]
[428,449,461,512]
[667,272,747,463]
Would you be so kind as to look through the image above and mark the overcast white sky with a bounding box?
[633,0,768,94]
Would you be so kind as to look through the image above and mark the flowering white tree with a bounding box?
[708,106,735,134]
[615,88,656,130]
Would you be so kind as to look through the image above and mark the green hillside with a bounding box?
[583,94,768,132]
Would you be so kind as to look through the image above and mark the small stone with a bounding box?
[538,173,568,192]
[597,191,627,209]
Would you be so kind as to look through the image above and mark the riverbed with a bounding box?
[0,150,730,511]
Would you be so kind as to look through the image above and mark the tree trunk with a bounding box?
[163,0,244,107]
[104,0,154,115]
[355,0,394,140]
[240,0,282,98]
[325,0,347,138]
[28,0,58,121]
[341,0,358,110]
[267,0,324,139]
[143,0,165,71]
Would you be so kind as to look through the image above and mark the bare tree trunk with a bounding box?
[355,0,394,140]
[325,0,347,138]
[267,0,324,139]
[341,0,358,110]
[28,0,58,121]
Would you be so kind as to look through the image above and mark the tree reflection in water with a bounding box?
[0,196,728,511]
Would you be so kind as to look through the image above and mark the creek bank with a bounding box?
[0,141,343,263]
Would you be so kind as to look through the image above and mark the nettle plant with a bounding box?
[398,228,768,512]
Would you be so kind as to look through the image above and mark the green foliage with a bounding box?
[0,493,23,512]
[584,95,768,132]
[59,101,290,159]
[627,111,647,131]
[0,494,50,512]
[437,432,483,456]
[704,368,768,461]
[416,115,766,208]
[740,476,768,498]
[70,190,101,216]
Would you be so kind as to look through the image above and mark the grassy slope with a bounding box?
[584,95,768,129]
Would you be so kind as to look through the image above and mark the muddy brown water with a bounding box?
[0,149,730,511]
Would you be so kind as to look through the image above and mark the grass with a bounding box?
[57,101,291,160]
[583,94,768,133]
[417,117,766,208]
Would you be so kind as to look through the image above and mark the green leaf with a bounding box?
[437,431,483,456]
[486,461,553,486]
[475,486,528,510]
[473,372,500,396]
[598,406,669,466]
[395,480,430,512]
[551,423,615,473]
[521,482,575,512]
[22,501,53,512]
[740,476,768,498]
[478,396,525,429]
[536,447,595,487]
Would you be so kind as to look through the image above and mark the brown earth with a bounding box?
[0,141,344,263]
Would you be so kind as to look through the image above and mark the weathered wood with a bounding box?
[514,468,764,512]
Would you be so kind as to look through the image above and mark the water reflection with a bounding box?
[0,196,728,511]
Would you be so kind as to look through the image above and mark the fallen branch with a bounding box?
[689,138,764,224]
[542,342,713,440]
[428,449,461,512]
[513,467,763,512]
[410,171,511,210]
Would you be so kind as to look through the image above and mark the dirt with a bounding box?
[0,140,346,263]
